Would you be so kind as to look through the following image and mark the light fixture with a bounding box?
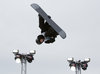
[15,58,21,63]
[13,50,19,54]
[67,57,74,62]
[67,58,90,74]
[26,54,34,63]
[30,50,36,54]
[71,66,76,71]
[81,62,88,70]
[13,50,36,63]
[84,58,90,63]
[15,54,21,63]
[70,63,76,71]
[13,50,36,74]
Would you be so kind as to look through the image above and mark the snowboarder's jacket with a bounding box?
[38,14,58,38]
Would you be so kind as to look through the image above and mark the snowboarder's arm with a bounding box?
[38,14,51,33]
[38,14,45,30]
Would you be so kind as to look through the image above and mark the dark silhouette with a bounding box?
[36,14,58,44]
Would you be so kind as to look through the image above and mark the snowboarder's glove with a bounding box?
[45,38,55,44]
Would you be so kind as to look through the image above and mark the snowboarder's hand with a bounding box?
[45,38,55,44]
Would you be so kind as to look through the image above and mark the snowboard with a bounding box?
[31,3,66,39]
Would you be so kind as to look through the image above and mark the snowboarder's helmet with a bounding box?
[36,35,45,44]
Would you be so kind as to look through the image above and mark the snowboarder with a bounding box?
[36,14,58,44]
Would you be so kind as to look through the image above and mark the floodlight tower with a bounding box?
[67,58,90,74]
[13,50,36,74]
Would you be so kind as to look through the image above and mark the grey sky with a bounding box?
[0,0,100,74]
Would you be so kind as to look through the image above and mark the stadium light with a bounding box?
[13,50,36,74]
[26,54,34,63]
[15,58,21,63]
[13,50,19,54]
[70,63,76,71]
[84,58,90,63]
[29,50,36,55]
[67,57,74,62]
[67,58,90,74]
[15,54,21,63]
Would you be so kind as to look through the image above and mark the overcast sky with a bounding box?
[0,0,100,74]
